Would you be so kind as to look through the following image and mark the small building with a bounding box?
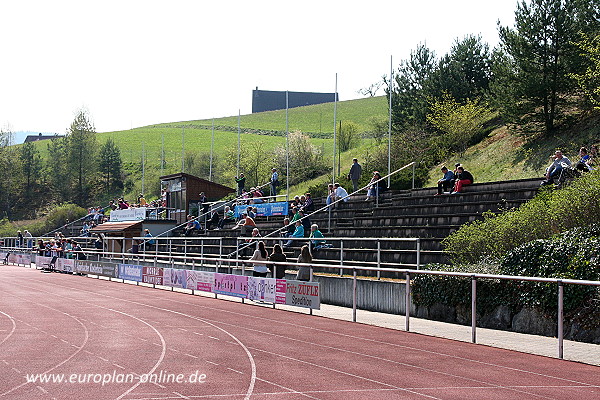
[252,88,339,113]
[24,133,64,143]
[160,173,235,224]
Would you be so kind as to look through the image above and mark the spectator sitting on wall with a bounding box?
[326,183,335,206]
[284,220,304,248]
[217,206,236,230]
[269,244,287,279]
[451,166,474,194]
[541,150,572,186]
[184,215,201,236]
[435,166,455,196]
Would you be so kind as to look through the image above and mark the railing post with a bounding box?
[558,281,564,359]
[416,238,421,270]
[376,239,381,280]
[472,276,477,344]
[339,240,344,276]
[201,239,204,267]
[236,238,240,270]
[219,237,223,259]
[309,266,314,316]
[405,272,410,332]
[352,268,357,322]
[412,162,415,189]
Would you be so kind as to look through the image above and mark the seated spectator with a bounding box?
[248,241,269,277]
[310,224,330,250]
[576,147,593,172]
[71,241,86,260]
[282,217,295,238]
[206,209,221,230]
[268,244,287,279]
[235,212,256,236]
[217,206,235,229]
[365,171,387,200]
[299,210,311,237]
[451,166,474,194]
[541,150,572,186]
[118,198,129,209]
[251,188,264,204]
[284,220,304,248]
[238,227,261,257]
[333,183,349,203]
[184,215,201,236]
[290,207,301,222]
[325,184,335,206]
[435,166,455,196]
[301,193,314,212]
[245,206,256,219]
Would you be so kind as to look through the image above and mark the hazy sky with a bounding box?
[1,1,516,135]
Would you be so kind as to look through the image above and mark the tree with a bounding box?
[274,131,328,186]
[337,120,360,152]
[67,109,97,205]
[357,80,384,97]
[46,135,70,201]
[497,0,599,133]
[0,127,19,218]
[98,138,124,196]
[19,141,42,200]
[572,31,600,108]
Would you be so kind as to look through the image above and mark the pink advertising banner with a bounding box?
[213,273,248,298]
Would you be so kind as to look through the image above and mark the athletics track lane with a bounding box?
[0,264,599,400]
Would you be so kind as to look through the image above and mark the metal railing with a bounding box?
[2,244,598,360]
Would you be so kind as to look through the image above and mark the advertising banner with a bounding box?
[110,207,147,222]
[163,268,187,288]
[285,280,320,309]
[56,258,75,273]
[275,279,287,304]
[234,202,288,218]
[213,273,248,298]
[76,260,118,278]
[186,270,214,292]
[8,253,31,265]
[118,264,143,282]
[36,255,53,268]
[142,266,164,285]
[247,277,277,303]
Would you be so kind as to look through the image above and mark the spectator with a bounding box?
[184,215,201,236]
[326,183,335,206]
[270,168,279,199]
[334,183,349,203]
[217,206,235,229]
[64,239,74,259]
[366,171,387,200]
[282,217,295,238]
[235,173,246,195]
[541,150,572,186]
[251,188,264,204]
[296,245,312,281]
[138,193,147,206]
[37,239,45,256]
[435,166,455,196]
[143,229,155,251]
[109,200,117,211]
[299,210,311,237]
[290,207,301,222]
[206,209,221,230]
[309,224,327,250]
[245,206,256,219]
[118,198,129,209]
[268,244,287,279]
[301,193,314,213]
[71,241,87,260]
[589,145,598,167]
[348,158,362,192]
[249,241,269,277]
[238,227,261,257]
[576,147,592,171]
[24,230,33,248]
[17,230,23,248]
[81,221,91,237]
[235,213,256,236]
[284,220,304,247]
[451,166,474,194]
[94,234,104,250]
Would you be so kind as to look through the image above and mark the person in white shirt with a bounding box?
[334,183,349,202]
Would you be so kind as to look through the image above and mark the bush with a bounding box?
[443,169,600,264]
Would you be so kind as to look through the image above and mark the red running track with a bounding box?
[0,264,598,400]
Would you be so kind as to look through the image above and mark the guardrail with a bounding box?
[2,244,598,360]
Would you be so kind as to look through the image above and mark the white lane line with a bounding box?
[0,311,17,348]
[184,354,198,359]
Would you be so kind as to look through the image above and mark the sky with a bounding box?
[1,1,517,140]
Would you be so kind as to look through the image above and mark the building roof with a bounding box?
[24,133,64,143]
[90,221,143,233]
[159,172,234,192]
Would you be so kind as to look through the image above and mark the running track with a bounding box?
[0,265,599,400]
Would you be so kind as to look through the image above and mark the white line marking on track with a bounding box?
[227,368,244,375]
[205,360,219,366]
[36,386,48,394]
[114,363,126,370]
[184,353,198,359]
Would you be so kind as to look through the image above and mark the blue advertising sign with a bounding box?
[118,264,143,282]
[234,202,289,218]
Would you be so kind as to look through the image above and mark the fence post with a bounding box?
[558,281,564,359]
[201,239,204,267]
[416,239,421,270]
[376,239,381,280]
[352,268,357,322]
[405,272,411,332]
[339,240,344,276]
[471,276,477,344]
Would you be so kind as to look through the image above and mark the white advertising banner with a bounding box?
[110,207,147,222]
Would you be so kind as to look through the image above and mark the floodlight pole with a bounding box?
[332,73,338,184]
[237,109,241,177]
[210,118,215,181]
[181,127,185,172]
[388,55,393,188]
[286,91,290,202]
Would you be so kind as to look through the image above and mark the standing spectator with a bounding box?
[296,245,312,281]
[301,193,314,213]
[270,168,279,199]
[17,230,23,248]
[268,244,287,279]
[435,166,455,196]
[249,241,269,277]
[299,210,311,237]
[24,230,33,248]
[37,239,45,256]
[589,145,598,167]
[452,166,474,194]
[138,193,147,206]
[217,206,235,229]
[348,158,362,192]
[71,241,87,260]
[235,173,246,196]
[541,150,571,186]
[143,229,155,251]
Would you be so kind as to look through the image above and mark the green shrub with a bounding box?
[443,169,600,264]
